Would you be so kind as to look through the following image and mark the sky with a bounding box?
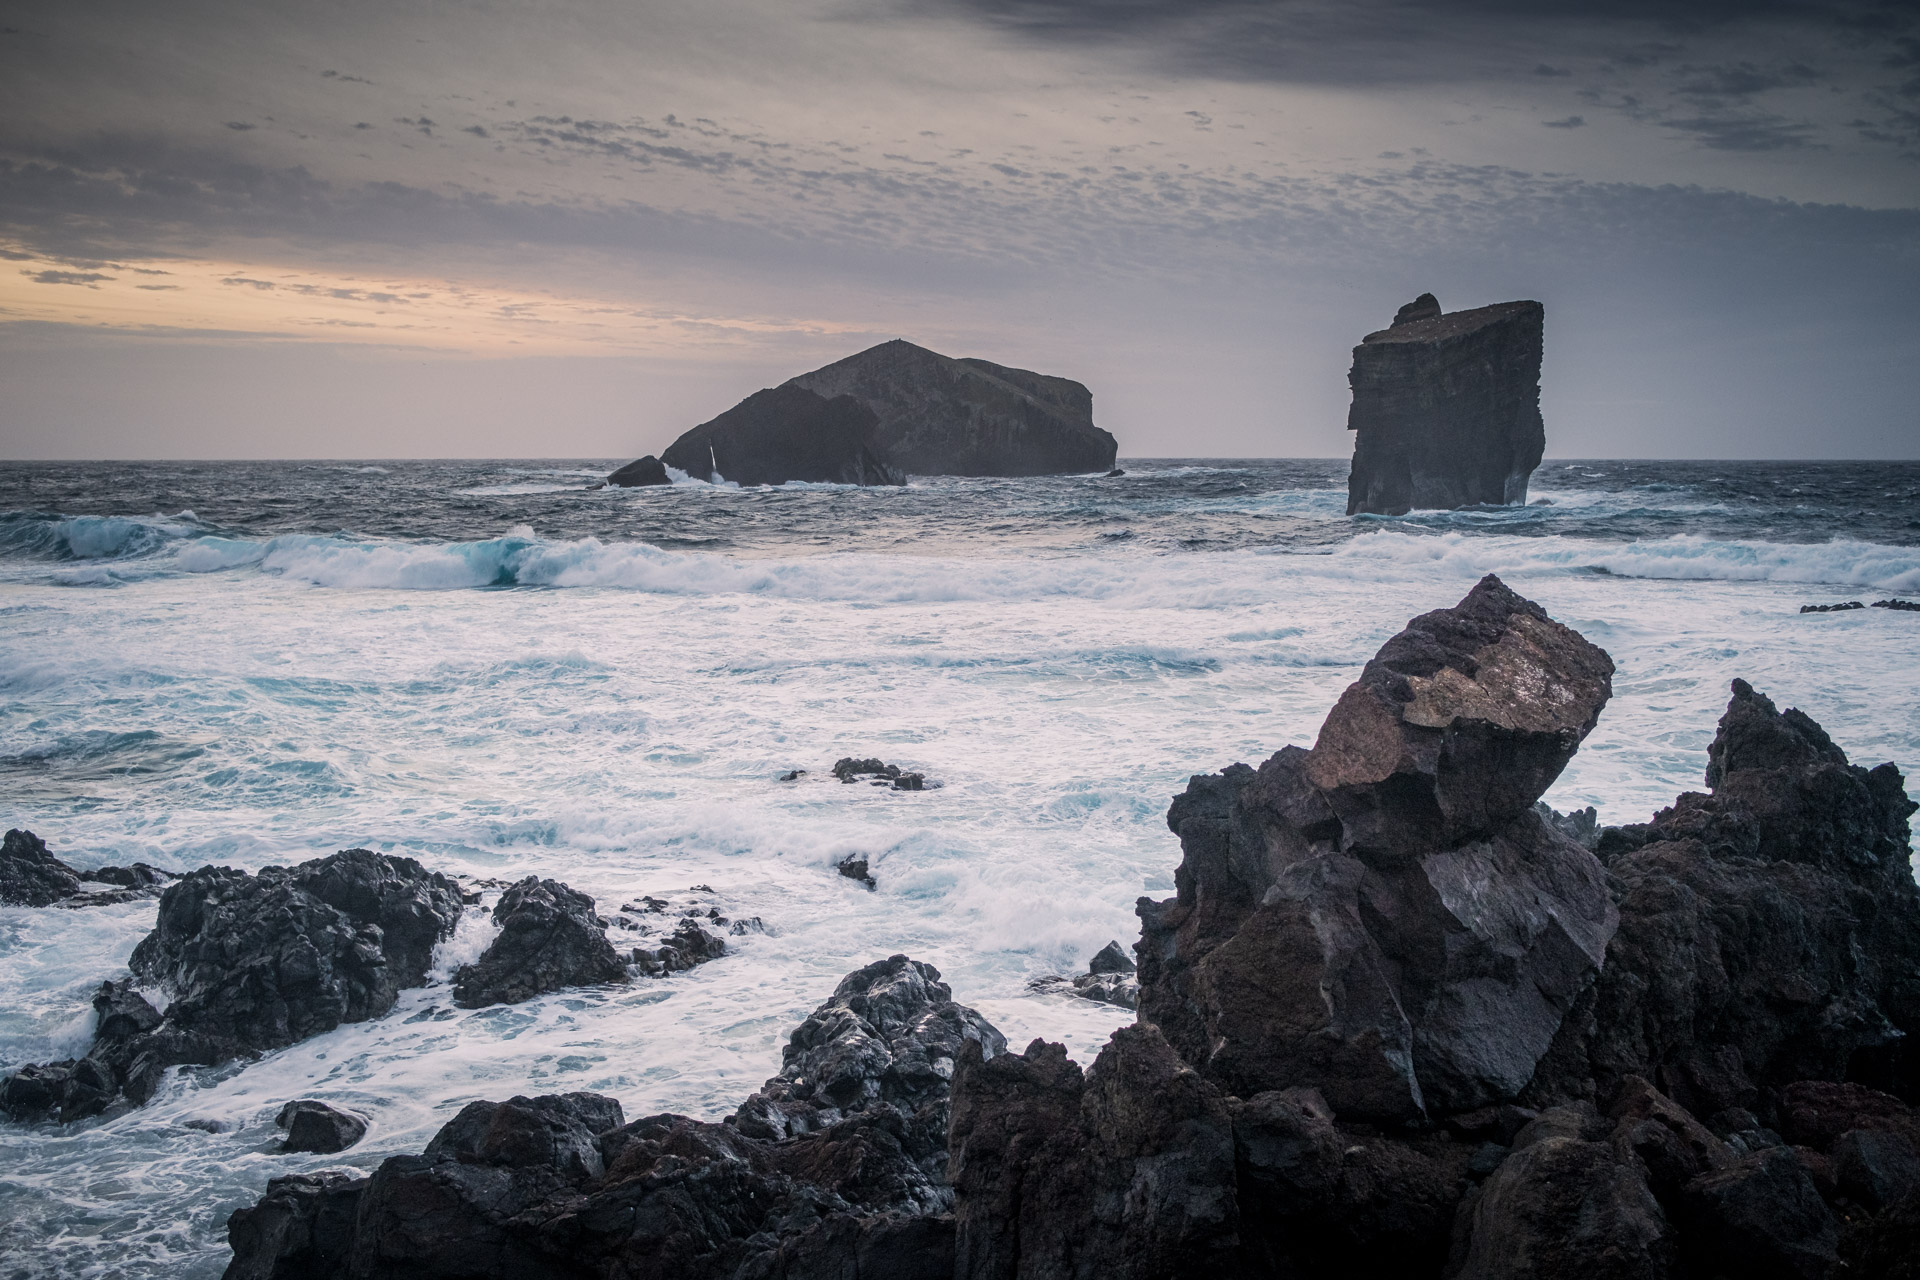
[1,0,1917,460]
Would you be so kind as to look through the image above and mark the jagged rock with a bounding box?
[80,862,174,890]
[278,1100,368,1154]
[1454,1103,1676,1280]
[223,956,1003,1280]
[451,877,627,1007]
[0,828,83,905]
[2,850,462,1120]
[1833,1129,1920,1212]
[660,384,904,486]
[787,339,1117,477]
[606,454,669,487]
[1533,680,1920,1115]
[1088,939,1134,974]
[1801,601,1866,613]
[949,1025,1240,1280]
[1344,296,1545,515]
[837,854,877,888]
[1539,801,1602,850]
[1137,575,1618,1122]
[734,954,1006,1149]
[628,917,726,976]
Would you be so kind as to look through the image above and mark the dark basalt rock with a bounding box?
[837,854,877,889]
[627,917,726,976]
[0,828,83,905]
[2,850,462,1121]
[1802,600,1866,613]
[223,956,1003,1280]
[451,877,627,1008]
[1531,679,1920,1114]
[278,1100,369,1154]
[1137,574,1618,1122]
[660,384,904,486]
[1874,599,1920,612]
[833,756,929,789]
[1031,939,1140,1009]
[605,454,669,487]
[1344,295,1546,515]
[786,339,1116,477]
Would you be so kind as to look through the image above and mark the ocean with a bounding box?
[1,457,1918,1277]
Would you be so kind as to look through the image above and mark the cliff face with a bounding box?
[1344,295,1545,516]
[787,339,1116,477]
[659,385,904,487]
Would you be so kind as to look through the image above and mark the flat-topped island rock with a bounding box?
[1344,293,1546,516]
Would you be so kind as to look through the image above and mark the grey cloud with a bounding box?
[1662,112,1823,148]
[26,268,111,284]
[1544,115,1587,127]
[224,121,255,131]
[1674,60,1822,97]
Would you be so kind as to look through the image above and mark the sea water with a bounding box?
[0,458,1917,1277]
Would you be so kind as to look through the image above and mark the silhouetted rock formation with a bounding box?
[659,384,903,486]
[1,850,462,1121]
[223,956,1004,1280]
[605,454,669,486]
[1344,295,1546,515]
[451,877,627,1007]
[788,339,1116,477]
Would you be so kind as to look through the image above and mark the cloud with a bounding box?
[1661,112,1823,149]
[224,121,256,131]
[1544,115,1587,128]
[25,268,111,284]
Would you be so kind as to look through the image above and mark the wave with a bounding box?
[0,511,207,561]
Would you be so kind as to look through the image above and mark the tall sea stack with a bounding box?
[1343,293,1545,516]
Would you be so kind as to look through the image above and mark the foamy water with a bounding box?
[1,459,1917,1276]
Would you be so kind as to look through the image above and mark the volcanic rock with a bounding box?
[1344,295,1546,515]
[224,955,1003,1280]
[1137,574,1617,1122]
[660,384,904,486]
[451,877,627,1008]
[833,756,929,789]
[787,339,1116,477]
[1,850,462,1121]
[627,916,726,976]
[278,1100,368,1154]
[0,828,83,905]
[1533,679,1920,1114]
[605,454,669,487]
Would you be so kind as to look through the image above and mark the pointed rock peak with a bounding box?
[1392,292,1441,326]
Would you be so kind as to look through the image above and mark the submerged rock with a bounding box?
[605,454,669,487]
[224,955,1003,1280]
[277,1100,368,1154]
[1344,295,1546,515]
[1,850,462,1121]
[1138,574,1617,1122]
[788,339,1116,477]
[660,384,903,487]
[833,756,930,789]
[1030,939,1140,1009]
[451,877,627,1008]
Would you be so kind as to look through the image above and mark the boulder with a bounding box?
[1677,1145,1839,1279]
[787,339,1116,477]
[660,384,903,486]
[606,454,669,487]
[278,1100,369,1154]
[223,956,1004,1280]
[627,917,726,976]
[0,828,83,905]
[451,877,627,1008]
[1344,295,1546,515]
[833,756,930,789]
[2,850,462,1120]
[1137,575,1618,1122]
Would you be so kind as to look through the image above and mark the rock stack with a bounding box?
[1344,294,1546,515]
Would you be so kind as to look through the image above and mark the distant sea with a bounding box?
[2,457,1918,1277]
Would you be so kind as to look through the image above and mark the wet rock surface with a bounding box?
[451,877,627,1008]
[833,756,930,789]
[1030,938,1140,1009]
[4,850,463,1122]
[278,1100,368,1154]
[1344,295,1546,515]
[605,454,669,486]
[224,955,1003,1280]
[0,828,175,907]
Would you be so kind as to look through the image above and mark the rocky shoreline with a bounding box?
[6,575,1919,1278]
